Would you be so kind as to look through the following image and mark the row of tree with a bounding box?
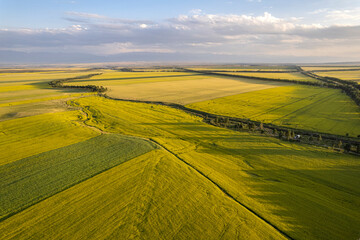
[48,73,107,93]
[205,115,360,154]
[298,68,360,106]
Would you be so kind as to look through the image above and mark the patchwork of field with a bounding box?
[0,134,156,220]
[0,149,286,240]
[1,68,360,240]
[315,70,360,82]
[213,71,318,82]
[66,70,288,104]
[61,97,359,240]
[187,85,360,137]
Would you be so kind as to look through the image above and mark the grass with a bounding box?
[0,149,288,240]
[0,110,99,165]
[58,96,360,240]
[65,70,287,104]
[187,85,360,137]
[0,134,156,221]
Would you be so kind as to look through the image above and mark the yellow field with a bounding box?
[0,71,98,120]
[66,70,288,104]
[0,110,99,165]
[1,68,360,240]
[315,70,360,82]
[187,85,360,137]
[189,68,295,72]
[302,66,360,71]
[61,96,359,240]
[0,149,285,240]
[214,72,318,82]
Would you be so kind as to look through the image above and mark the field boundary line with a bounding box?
[149,138,295,240]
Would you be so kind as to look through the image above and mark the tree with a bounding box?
[344,143,351,152]
[338,140,342,148]
[259,122,264,131]
[279,131,283,139]
[309,135,314,142]
[224,117,230,126]
[286,130,291,141]
[318,134,322,142]
[273,129,278,135]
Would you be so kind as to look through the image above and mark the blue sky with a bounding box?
[1,0,360,63]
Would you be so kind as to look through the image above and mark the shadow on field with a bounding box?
[241,167,360,240]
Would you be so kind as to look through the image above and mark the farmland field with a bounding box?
[0,110,99,165]
[0,71,98,120]
[301,66,360,71]
[65,70,288,104]
[0,149,286,240]
[213,71,318,82]
[1,68,360,240]
[187,85,360,137]
[188,65,296,71]
[315,70,360,82]
[0,133,156,220]
[63,96,359,240]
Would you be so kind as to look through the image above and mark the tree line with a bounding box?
[48,73,107,93]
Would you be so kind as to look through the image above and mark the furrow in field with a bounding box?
[271,92,338,123]
[249,89,330,119]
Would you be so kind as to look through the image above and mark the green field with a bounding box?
[64,96,359,240]
[1,68,360,240]
[187,85,360,137]
[0,134,156,220]
[0,149,287,240]
[0,110,99,165]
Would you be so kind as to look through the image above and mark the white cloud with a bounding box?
[308,8,329,15]
[326,8,360,23]
[1,11,360,62]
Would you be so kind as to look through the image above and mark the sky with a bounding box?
[1,0,360,64]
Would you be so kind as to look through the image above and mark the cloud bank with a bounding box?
[1,11,359,63]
